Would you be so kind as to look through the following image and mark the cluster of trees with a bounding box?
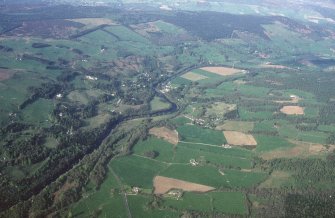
[117,11,159,26]
[69,24,109,39]
[0,54,175,213]
[3,132,48,165]
[247,187,335,218]
[285,193,335,217]
[144,150,159,159]
[0,4,120,34]
[22,54,55,66]
[56,71,79,82]
[254,154,335,184]
[19,82,62,109]
[0,113,121,213]
[31,43,51,48]
[0,118,150,217]
[1,122,30,134]
[319,102,335,125]
[0,45,13,52]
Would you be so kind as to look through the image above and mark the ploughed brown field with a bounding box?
[280,106,304,115]
[149,127,179,145]
[153,176,215,194]
[200,66,244,76]
[223,131,257,146]
[0,69,15,81]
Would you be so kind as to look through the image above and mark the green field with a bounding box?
[164,192,212,212]
[239,108,274,120]
[163,191,248,215]
[22,99,54,125]
[175,142,252,169]
[177,141,253,159]
[255,135,295,152]
[104,25,150,43]
[70,169,127,218]
[154,20,187,34]
[128,195,179,218]
[253,120,278,134]
[111,155,167,188]
[150,97,171,112]
[217,120,254,132]
[318,125,335,132]
[159,165,267,188]
[133,137,175,162]
[177,125,227,145]
[277,121,329,144]
[211,192,248,214]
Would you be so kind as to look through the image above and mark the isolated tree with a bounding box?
[144,150,159,159]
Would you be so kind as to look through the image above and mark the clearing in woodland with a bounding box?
[68,18,115,26]
[280,106,304,115]
[200,66,245,76]
[205,102,236,117]
[259,171,292,188]
[260,140,335,160]
[224,131,257,146]
[149,127,179,145]
[153,176,215,194]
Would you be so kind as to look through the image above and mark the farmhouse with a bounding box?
[56,93,63,99]
[219,169,225,175]
[167,190,183,199]
[189,159,199,166]
[85,75,98,81]
[132,187,141,194]
[222,144,232,149]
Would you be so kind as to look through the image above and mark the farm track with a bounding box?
[109,166,132,218]
[179,140,222,148]
[133,154,189,166]
[178,141,249,160]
